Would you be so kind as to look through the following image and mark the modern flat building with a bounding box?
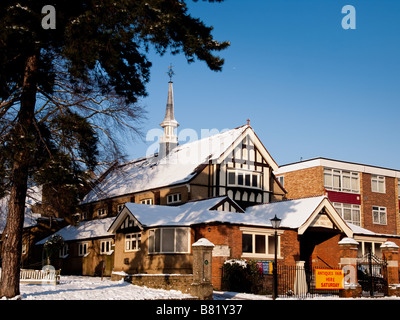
[275,158,400,245]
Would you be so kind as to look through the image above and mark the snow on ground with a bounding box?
[18,276,194,300]
[13,276,400,300]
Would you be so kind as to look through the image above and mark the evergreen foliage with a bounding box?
[43,234,64,265]
[0,0,229,298]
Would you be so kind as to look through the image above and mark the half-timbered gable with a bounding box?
[206,126,284,208]
[81,125,285,214]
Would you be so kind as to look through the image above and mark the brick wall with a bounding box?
[279,229,300,266]
[361,173,398,235]
[194,225,305,289]
[277,167,325,199]
[126,274,194,294]
[194,224,242,289]
[310,233,342,268]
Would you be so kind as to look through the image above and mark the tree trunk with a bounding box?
[0,54,38,298]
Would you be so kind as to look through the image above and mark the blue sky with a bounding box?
[126,0,400,170]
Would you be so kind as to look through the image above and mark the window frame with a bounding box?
[59,243,69,258]
[140,199,153,205]
[167,193,182,204]
[97,207,107,217]
[240,228,282,258]
[333,202,361,226]
[371,175,386,193]
[100,239,113,255]
[148,227,190,254]
[372,206,387,225]
[398,180,400,199]
[227,169,262,189]
[78,242,89,257]
[125,232,141,252]
[323,168,360,193]
[117,203,125,213]
[277,176,284,187]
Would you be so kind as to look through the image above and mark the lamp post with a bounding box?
[270,214,281,300]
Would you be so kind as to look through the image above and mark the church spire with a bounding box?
[159,65,179,158]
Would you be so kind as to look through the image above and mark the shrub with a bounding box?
[222,259,264,293]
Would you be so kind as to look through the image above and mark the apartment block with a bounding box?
[275,158,400,237]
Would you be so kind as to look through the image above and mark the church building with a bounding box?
[36,76,400,295]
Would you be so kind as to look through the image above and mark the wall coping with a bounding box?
[338,237,359,245]
[192,238,215,247]
[381,241,399,249]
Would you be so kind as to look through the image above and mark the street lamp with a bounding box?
[270,214,281,300]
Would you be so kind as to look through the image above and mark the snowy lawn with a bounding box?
[13,276,400,300]
[18,276,195,300]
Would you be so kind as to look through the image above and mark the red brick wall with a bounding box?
[310,233,342,268]
[361,173,398,235]
[279,229,300,267]
[193,224,347,289]
[194,224,242,289]
[194,225,303,289]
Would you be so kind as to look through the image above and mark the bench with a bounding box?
[19,268,61,285]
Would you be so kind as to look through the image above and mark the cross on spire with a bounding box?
[166,64,175,82]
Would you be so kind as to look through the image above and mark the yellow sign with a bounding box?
[315,269,344,289]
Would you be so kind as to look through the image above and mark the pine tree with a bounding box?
[0,0,229,298]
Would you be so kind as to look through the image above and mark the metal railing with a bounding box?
[277,265,340,299]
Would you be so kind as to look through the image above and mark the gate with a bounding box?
[356,252,388,296]
[278,265,340,298]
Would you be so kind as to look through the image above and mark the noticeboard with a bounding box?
[256,261,273,275]
[315,268,344,289]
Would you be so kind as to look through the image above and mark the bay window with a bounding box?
[148,227,190,254]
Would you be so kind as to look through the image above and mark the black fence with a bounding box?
[222,261,341,299]
[357,253,388,297]
[276,265,340,299]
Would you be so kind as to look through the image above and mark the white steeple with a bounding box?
[159,67,179,158]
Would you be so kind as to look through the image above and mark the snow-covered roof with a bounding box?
[82,125,253,204]
[121,196,327,229]
[39,195,394,245]
[348,223,400,238]
[0,186,43,233]
[243,196,328,229]
[110,197,239,230]
[36,217,115,244]
[110,195,353,237]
